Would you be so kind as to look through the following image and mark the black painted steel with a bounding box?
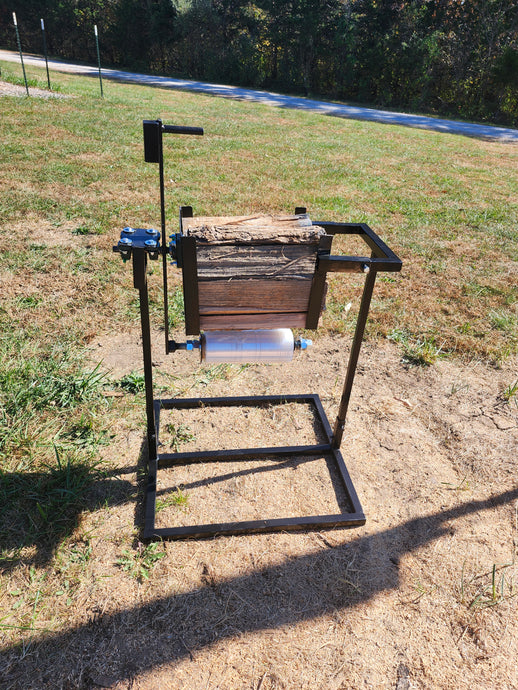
[149,512,366,541]
[332,266,377,449]
[158,444,334,467]
[180,236,200,335]
[162,124,204,136]
[133,249,158,461]
[158,122,170,353]
[305,234,332,329]
[143,120,161,163]
[142,121,204,352]
[314,221,402,268]
[158,393,322,408]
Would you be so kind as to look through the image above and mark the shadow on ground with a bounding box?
[0,463,136,572]
[1,476,516,688]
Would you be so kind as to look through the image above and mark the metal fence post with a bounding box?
[94,24,103,98]
[41,18,51,90]
[12,13,29,96]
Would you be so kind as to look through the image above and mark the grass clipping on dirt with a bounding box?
[0,59,517,689]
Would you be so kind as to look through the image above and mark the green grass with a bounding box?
[461,561,517,611]
[163,423,195,452]
[117,542,165,582]
[502,379,518,405]
[0,64,59,92]
[116,370,146,394]
[0,320,111,564]
[387,328,445,366]
[156,488,190,512]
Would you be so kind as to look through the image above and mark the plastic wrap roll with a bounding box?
[201,329,294,363]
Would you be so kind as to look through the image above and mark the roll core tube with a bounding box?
[201,329,296,363]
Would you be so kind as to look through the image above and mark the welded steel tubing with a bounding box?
[332,267,377,448]
[133,249,157,460]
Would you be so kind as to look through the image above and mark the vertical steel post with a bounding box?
[94,24,103,98]
[40,18,51,90]
[332,267,377,449]
[132,249,157,460]
[157,121,170,353]
[12,13,29,96]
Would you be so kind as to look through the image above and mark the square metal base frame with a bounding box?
[144,393,366,540]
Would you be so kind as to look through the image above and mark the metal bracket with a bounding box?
[113,227,162,260]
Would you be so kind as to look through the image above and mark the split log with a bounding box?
[180,213,328,331]
[183,214,325,245]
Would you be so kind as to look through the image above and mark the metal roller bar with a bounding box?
[201,328,296,363]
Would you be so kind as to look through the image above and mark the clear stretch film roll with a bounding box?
[201,329,294,363]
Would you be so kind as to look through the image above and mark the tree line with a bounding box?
[2,0,517,126]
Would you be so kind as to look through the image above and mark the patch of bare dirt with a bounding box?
[0,79,69,99]
[1,333,517,689]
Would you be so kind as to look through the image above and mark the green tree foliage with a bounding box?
[1,0,517,125]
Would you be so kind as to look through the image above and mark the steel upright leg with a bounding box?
[132,248,158,460]
[332,267,377,448]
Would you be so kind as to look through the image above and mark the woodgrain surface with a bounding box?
[198,280,312,314]
[199,312,308,330]
[183,214,325,245]
[196,244,318,280]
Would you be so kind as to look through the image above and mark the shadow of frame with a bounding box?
[1,485,517,688]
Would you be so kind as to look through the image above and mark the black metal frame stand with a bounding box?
[146,393,366,539]
[114,119,401,540]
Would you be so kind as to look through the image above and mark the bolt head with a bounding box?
[122,227,136,234]
[119,237,133,246]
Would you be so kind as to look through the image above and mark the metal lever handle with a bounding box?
[162,124,204,136]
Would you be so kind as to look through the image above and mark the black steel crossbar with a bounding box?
[149,512,366,541]
[313,220,402,267]
[156,393,321,409]
[158,445,332,467]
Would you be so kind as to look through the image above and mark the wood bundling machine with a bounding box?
[114,120,402,540]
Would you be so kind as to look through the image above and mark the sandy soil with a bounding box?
[1,327,515,689]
